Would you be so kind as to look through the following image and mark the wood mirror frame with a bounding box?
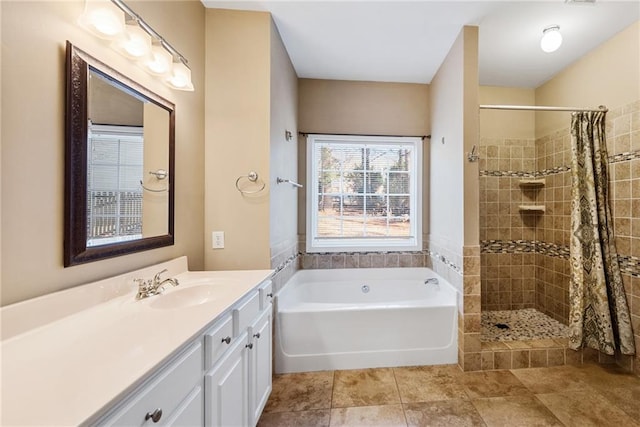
[64,41,175,267]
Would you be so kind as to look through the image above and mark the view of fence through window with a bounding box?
[86,124,144,247]
[315,142,413,238]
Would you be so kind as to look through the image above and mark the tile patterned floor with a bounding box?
[258,363,640,427]
[482,308,569,341]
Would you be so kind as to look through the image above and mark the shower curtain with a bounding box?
[568,111,635,356]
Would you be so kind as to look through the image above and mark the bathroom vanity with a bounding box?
[0,257,273,426]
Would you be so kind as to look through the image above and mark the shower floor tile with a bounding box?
[482,308,569,341]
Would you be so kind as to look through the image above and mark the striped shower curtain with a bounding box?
[568,111,635,356]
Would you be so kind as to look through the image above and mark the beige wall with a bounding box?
[1,0,205,306]
[479,86,535,139]
[535,21,640,136]
[298,79,430,136]
[204,9,271,270]
[297,78,430,239]
[462,26,480,247]
[429,28,465,253]
[269,21,298,263]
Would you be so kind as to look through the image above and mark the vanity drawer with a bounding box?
[233,292,259,336]
[100,341,202,426]
[204,314,234,370]
[258,280,273,310]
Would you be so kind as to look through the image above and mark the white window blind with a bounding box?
[306,134,422,252]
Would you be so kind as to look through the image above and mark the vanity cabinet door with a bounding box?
[164,386,203,426]
[204,331,249,427]
[248,305,272,427]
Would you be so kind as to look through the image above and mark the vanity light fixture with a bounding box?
[540,25,563,53]
[78,0,194,91]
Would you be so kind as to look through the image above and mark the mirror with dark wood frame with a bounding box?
[65,41,175,267]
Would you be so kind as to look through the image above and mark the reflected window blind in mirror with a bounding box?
[87,123,143,247]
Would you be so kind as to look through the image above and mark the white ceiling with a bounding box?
[202,1,640,88]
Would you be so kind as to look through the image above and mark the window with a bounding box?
[306,134,422,252]
[86,123,143,247]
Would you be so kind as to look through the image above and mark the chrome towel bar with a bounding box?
[276,177,303,188]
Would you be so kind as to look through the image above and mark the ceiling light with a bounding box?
[78,0,125,39]
[540,25,562,53]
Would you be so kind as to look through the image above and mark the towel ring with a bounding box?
[235,171,266,195]
[140,169,169,192]
[140,180,168,192]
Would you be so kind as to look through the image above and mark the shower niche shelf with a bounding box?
[518,179,545,187]
[518,205,546,213]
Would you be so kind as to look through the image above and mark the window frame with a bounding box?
[306,134,422,253]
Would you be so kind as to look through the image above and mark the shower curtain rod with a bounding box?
[480,104,608,113]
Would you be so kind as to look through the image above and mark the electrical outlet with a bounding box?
[212,231,225,249]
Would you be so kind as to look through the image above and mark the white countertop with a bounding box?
[0,257,273,426]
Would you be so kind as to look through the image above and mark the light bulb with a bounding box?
[541,25,562,53]
[145,43,173,75]
[78,0,125,39]
[119,23,151,58]
[166,60,194,91]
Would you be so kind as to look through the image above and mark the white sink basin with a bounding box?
[149,285,220,310]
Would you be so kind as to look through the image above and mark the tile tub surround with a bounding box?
[0,257,274,426]
[299,250,428,270]
[257,363,640,426]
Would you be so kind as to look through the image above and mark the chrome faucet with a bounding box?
[424,278,439,285]
[135,269,180,300]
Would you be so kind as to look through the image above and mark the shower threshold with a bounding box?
[482,308,569,342]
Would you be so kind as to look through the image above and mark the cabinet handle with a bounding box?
[145,408,163,423]
[221,336,231,345]
[253,332,261,339]
[266,293,273,298]
[246,343,253,349]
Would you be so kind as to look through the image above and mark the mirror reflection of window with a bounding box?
[86,123,144,247]
[87,68,147,247]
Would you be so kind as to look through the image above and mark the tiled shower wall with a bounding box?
[479,138,539,313]
[480,100,640,375]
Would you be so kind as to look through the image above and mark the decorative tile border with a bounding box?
[479,165,571,178]
[609,149,640,164]
[619,255,640,278]
[273,252,299,275]
[482,240,640,277]
[427,249,462,274]
[481,240,569,259]
[480,149,640,178]
[480,170,536,178]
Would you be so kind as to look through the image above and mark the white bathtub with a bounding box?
[274,268,458,373]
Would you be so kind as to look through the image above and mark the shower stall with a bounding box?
[477,103,634,356]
